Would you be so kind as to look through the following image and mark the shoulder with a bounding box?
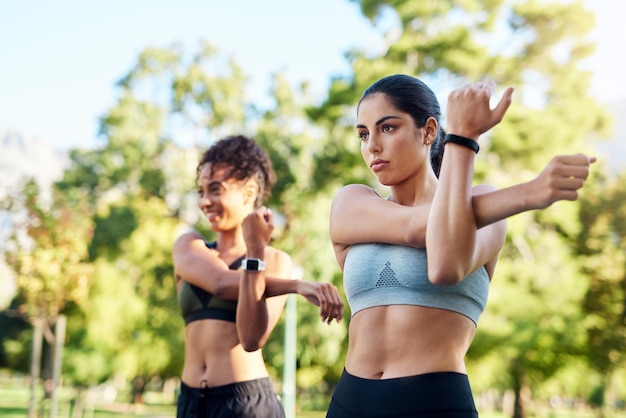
[264,246,293,279]
[334,183,381,199]
[332,184,383,210]
[173,230,205,251]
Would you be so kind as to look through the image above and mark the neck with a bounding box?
[216,229,247,256]
[389,169,438,206]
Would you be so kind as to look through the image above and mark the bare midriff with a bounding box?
[181,319,269,388]
[345,304,476,379]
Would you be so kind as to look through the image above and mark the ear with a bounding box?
[423,117,439,144]
[244,181,259,206]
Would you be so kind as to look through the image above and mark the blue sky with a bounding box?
[1,0,623,150]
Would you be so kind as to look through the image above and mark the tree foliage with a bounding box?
[1,1,624,415]
[2,180,93,321]
[312,0,616,415]
[577,170,626,389]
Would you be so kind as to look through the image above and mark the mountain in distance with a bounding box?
[0,129,69,200]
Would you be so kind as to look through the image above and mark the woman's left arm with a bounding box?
[236,207,289,352]
[237,247,293,352]
[426,80,513,284]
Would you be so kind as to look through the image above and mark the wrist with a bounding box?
[518,180,540,211]
[245,245,265,259]
[444,134,479,154]
[242,258,266,272]
[294,279,303,295]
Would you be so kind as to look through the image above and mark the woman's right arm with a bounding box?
[330,154,595,269]
[173,230,344,321]
[329,184,430,267]
[173,231,306,299]
[330,184,430,248]
[172,231,241,299]
[472,154,596,228]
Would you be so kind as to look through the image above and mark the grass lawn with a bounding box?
[0,401,176,418]
[2,388,625,417]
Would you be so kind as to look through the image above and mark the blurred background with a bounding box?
[1,1,625,417]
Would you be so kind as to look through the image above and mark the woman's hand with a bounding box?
[296,281,344,324]
[526,154,596,209]
[243,206,274,256]
[446,79,514,140]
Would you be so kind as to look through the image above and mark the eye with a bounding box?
[382,124,394,133]
[208,185,222,195]
[357,130,369,141]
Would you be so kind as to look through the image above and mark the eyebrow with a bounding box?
[198,180,224,189]
[355,115,402,129]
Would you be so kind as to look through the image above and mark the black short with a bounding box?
[326,369,479,418]
[177,377,285,418]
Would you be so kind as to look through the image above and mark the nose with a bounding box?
[366,133,381,154]
[198,193,212,208]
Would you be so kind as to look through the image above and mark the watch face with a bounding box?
[243,258,265,271]
[247,259,260,270]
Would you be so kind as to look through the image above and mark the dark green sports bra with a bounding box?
[177,241,245,324]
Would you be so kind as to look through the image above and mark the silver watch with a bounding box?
[241,258,266,272]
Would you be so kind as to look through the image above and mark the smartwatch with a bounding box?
[241,258,266,272]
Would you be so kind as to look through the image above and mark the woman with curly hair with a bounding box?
[174,135,343,418]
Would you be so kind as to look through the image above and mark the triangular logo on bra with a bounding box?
[375,261,401,287]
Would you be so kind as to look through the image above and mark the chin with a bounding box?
[377,177,394,186]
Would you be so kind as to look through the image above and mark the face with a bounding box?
[197,162,257,232]
[356,93,431,186]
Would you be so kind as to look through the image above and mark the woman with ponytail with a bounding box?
[326,74,595,417]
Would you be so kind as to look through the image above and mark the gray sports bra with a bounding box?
[343,243,489,325]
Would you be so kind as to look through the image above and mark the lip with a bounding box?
[370,158,389,172]
[204,211,220,222]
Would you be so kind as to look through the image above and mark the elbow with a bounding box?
[427,263,464,286]
[240,335,265,352]
[405,230,426,248]
[237,323,267,352]
[212,275,233,299]
[405,219,427,248]
[213,286,228,299]
[241,341,261,353]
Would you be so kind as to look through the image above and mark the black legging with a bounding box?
[326,369,479,418]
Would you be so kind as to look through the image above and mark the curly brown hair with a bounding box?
[197,135,276,208]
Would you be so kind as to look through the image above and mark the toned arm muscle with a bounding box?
[173,231,299,300]
[172,232,240,300]
[237,248,292,351]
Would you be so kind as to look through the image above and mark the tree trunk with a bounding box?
[511,362,530,418]
[513,388,525,418]
[132,375,146,404]
[49,315,67,418]
[71,387,85,418]
[28,317,43,418]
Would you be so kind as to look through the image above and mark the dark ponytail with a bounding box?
[430,126,446,177]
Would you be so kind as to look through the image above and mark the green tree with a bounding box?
[3,179,93,322]
[309,0,611,416]
[53,43,236,396]
[1,178,94,416]
[253,73,349,408]
[576,169,626,415]
[52,40,350,406]
[2,2,618,415]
